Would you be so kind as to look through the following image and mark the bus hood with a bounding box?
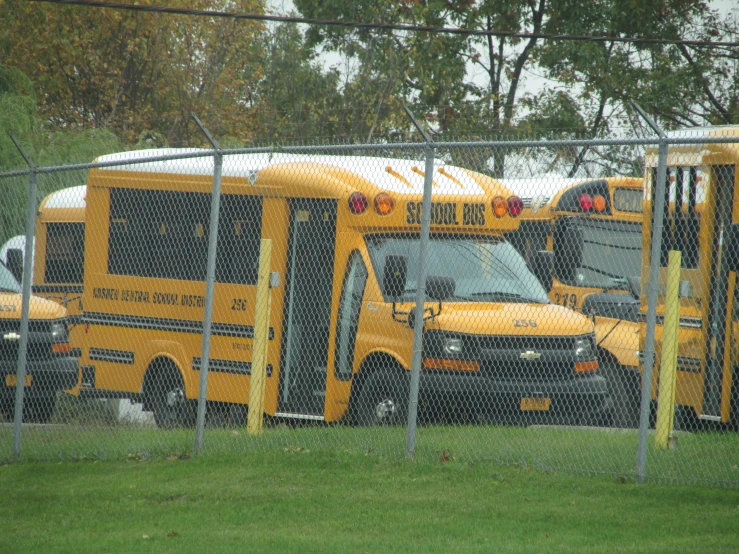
[0,292,67,320]
[425,302,593,337]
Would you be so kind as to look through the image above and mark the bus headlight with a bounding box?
[50,320,71,355]
[574,335,598,373]
[443,337,463,356]
[50,321,68,342]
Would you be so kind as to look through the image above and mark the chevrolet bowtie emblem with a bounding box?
[3,332,21,341]
[519,350,541,361]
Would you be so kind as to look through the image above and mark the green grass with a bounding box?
[2,420,738,488]
[2,450,739,553]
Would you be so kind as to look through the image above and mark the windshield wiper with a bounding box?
[399,289,467,302]
[0,287,20,293]
[579,265,631,291]
[460,291,547,304]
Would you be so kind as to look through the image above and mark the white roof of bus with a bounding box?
[94,149,489,197]
[43,185,86,209]
[497,176,585,209]
[497,176,584,199]
[665,125,738,139]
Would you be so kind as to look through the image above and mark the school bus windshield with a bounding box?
[0,262,21,293]
[366,235,549,303]
[571,218,641,289]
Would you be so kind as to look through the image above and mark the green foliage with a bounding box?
[0,64,123,242]
[0,0,267,146]
[253,24,344,143]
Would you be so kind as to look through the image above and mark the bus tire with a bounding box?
[353,365,410,427]
[599,358,641,429]
[144,360,194,429]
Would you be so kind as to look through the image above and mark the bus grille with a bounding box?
[0,320,54,362]
[476,335,578,381]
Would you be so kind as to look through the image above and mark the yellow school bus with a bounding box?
[640,126,739,426]
[505,177,644,426]
[32,185,86,361]
[500,176,578,266]
[77,149,608,426]
[0,260,77,422]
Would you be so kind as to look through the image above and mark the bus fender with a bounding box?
[349,349,409,412]
[141,341,190,397]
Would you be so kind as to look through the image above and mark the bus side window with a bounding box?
[335,251,368,381]
[216,195,263,285]
[45,222,85,284]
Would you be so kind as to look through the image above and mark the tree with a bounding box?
[252,24,344,143]
[294,0,471,143]
[0,65,121,242]
[293,0,560,175]
[0,0,267,146]
[532,0,737,177]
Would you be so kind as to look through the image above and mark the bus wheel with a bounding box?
[600,360,640,429]
[145,362,193,429]
[353,369,410,427]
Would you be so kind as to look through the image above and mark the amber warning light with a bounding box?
[374,193,395,215]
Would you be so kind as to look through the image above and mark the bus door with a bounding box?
[704,165,736,419]
[278,198,338,417]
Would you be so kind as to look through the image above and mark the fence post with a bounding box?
[631,102,668,483]
[7,133,38,461]
[402,105,434,459]
[247,239,273,435]
[191,114,224,455]
[655,250,681,450]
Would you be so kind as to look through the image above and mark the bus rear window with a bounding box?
[650,167,700,269]
[44,222,85,284]
[613,189,643,213]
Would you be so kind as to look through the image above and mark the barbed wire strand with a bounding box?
[32,0,739,48]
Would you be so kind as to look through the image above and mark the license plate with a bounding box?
[5,375,32,387]
[521,397,550,411]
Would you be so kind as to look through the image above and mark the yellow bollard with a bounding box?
[655,250,681,450]
[247,239,273,436]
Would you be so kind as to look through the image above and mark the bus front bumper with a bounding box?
[419,372,611,425]
[1,357,79,402]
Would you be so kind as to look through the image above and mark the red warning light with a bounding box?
[579,193,593,212]
[507,196,524,217]
[348,192,369,214]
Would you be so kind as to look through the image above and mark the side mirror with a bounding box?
[531,250,553,293]
[553,218,583,283]
[6,248,24,284]
[725,223,739,273]
[426,276,455,302]
[383,255,407,300]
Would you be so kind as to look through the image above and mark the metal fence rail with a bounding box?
[1,118,738,488]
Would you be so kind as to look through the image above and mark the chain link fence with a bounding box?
[1,119,738,488]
